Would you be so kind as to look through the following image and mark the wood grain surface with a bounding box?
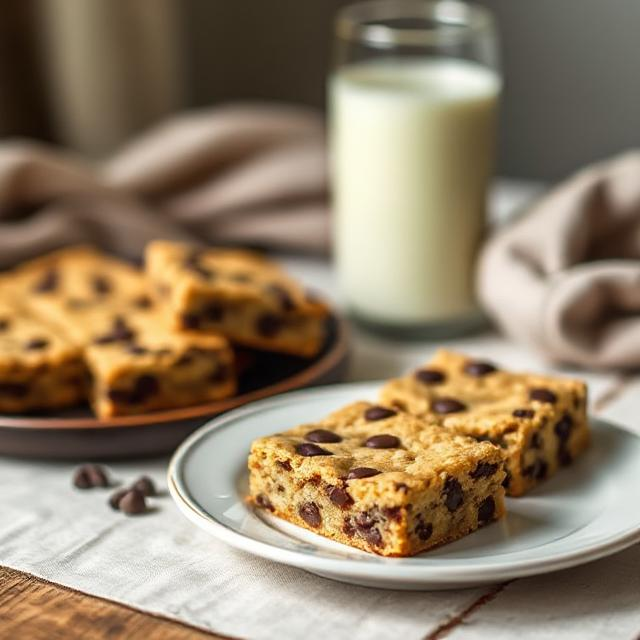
[0,566,231,640]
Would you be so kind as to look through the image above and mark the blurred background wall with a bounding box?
[2,0,639,180]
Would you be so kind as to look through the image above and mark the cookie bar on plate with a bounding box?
[0,295,85,413]
[0,246,235,417]
[379,350,589,496]
[145,241,329,357]
[249,401,506,557]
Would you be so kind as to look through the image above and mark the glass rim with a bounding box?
[335,0,495,48]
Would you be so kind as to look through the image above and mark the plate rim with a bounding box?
[168,382,640,584]
[0,312,348,431]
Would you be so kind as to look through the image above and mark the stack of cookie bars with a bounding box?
[0,242,329,417]
[249,349,589,556]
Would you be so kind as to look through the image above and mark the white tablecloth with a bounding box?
[2,181,639,640]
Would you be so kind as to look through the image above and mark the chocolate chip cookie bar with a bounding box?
[0,246,236,417]
[380,350,589,496]
[249,401,506,556]
[145,241,329,357]
[0,295,85,413]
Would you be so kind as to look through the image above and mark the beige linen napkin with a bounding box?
[0,104,329,268]
[478,150,640,369]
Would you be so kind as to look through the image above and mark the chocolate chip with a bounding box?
[342,519,356,537]
[382,506,402,522]
[256,313,284,337]
[73,464,109,489]
[415,368,446,385]
[355,511,375,530]
[118,489,147,515]
[0,382,28,397]
[267,284,295,312]
[256,494,274,512]
[432,397,467,414]
[228,272,252,284]
[502,470,512,489]
[558,447,573,466]
[131,476,156,497]
[364,434,400,449]
[554,413,573,442]
[464,361,497,377]
[305,429,342,443]
[329,487,353,508]
[184,252,214,280]
[530,432,543,449]
[126,344,148,356]
[347,467,381,480]
[364,406,397,421]
[0,318,10,331]
[25,338,48,351]
[94,317,135,344]
[132,295,153,309]
[92,275,111,295]
[529,388,557,404]
[363,527,383,547]
[478,497,495,524]
[298,502,321,527]
[443,477,463,511]
[181,313,201,330]
[513,408,535,419]
[132,375,159,402]
[203,303,224,322]
[415,520,433,541]
[108,489,127,510]
[295,443,333,457]
[469,462,499,479]
[34,269,58,293]
[277,459,292,472]
[523,459,548,480]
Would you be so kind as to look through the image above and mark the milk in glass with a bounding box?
[331,58,500,328]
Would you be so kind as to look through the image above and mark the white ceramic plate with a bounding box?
[168,382,640,590]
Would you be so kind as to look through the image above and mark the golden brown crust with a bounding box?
[380,349,590,496]
[145,241,329,357]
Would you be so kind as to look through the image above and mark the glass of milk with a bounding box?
[330,0,501,338]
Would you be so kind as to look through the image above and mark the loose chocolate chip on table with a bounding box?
[329,487,354,508]
[414,368,446,385]
[109,489,128,510]
[0,318,9,331]
[478,496,495,524]
[118,489,147,515]
[432,397,467,414]
[305,429,342,443]
[469,461,499,479]
[256,494,274,511]
[464,361,497,377]
[131,476,156,497]
[442,477,464,511]
[73,464,110,489]
[554,413,573,442]
[24,338,49,351]
[347,467,381,480]
[365,434,400,449]
[513,408,535,419]
[34,269,58,293]
[91,275,111,295]
[529,388,557,404]
[523,459,548,480]
[415,520,433,541]
[364,406,397,421]
[267,284,295,312]
[256,313,284,338]
[298,502,322,527]
[295,443,333,457]
[0,382,28,397]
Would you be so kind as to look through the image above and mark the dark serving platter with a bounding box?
[0,313,349,460]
